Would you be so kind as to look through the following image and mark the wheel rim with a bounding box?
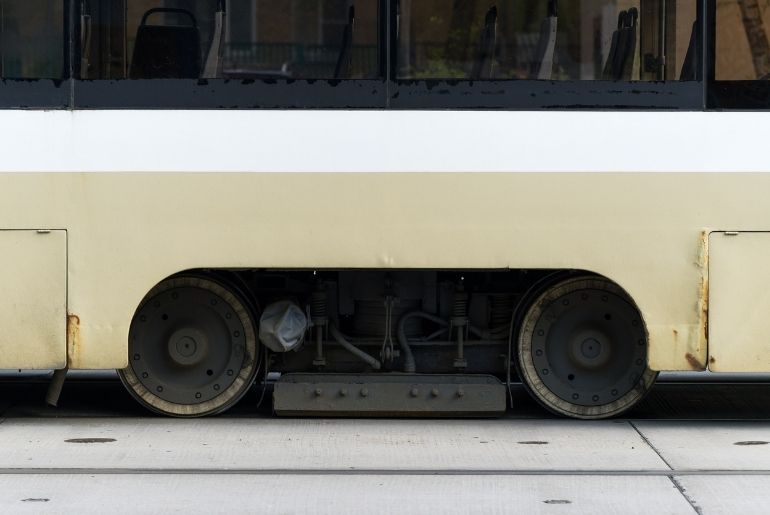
[119,276,259,417]
[517,276,657,419]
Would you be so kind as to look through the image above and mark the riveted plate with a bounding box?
[273,373,506,417]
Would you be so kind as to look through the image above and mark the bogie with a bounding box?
[119,269,656,419]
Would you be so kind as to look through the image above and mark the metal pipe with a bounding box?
[313,325,326,367]
[330,324,381,370]
[397,311,448,373]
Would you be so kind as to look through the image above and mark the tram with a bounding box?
[0,0,768,419]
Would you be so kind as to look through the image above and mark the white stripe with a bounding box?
[0,110,766,172]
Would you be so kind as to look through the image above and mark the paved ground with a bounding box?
[0,376,769,514]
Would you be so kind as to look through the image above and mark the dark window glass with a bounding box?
[79,0,380,80]
[396,0,698,81]
[0,0,65,79]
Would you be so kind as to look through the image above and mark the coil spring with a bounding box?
[310,290,327,320]
[489,294,514,328]
[452,291,468,318]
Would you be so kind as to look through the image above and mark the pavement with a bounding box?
[0,377,769,514]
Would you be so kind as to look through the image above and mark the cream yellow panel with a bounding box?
[708,232,770,372]
[0,230,66,369]
[1,172,755,371]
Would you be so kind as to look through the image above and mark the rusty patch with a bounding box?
[685,353,705,370]
[518,441,549,445]
[698,230,710,353]
[65,438,116,444]
[66,314,81,366]
[709,356,716,364]
[734,441,769,446]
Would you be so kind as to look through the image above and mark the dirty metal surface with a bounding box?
[0,230,67,369]
[273,373,506,417]
[709,231,770,372]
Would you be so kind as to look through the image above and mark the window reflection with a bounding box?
[716,0,770,80]
[0,0,65,79]
[79,0,380,80]
[396,0,698,81]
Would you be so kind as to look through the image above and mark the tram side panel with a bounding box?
[0,230,66,369]
[708,232,770,372]
[0,171,741,372]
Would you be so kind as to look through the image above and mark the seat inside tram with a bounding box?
[0,0,707,82]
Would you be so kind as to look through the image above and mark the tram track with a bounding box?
[1,468,770,477]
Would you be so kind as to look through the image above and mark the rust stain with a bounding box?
[685,352,705,370]
[698,230,710,352]
[709,356,716,364]
[67,314,81,366]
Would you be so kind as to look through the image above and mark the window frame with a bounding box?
[73,0,390,109]
[388,0,706,110]
[0,0,722,111]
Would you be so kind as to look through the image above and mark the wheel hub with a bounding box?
[167,328,208,366]
[569,330,611,368]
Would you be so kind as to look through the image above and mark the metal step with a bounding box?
[273,373,507,417]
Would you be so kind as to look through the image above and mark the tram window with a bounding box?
[78,0,380,80]
[715,0,770,80]
[396,0,698,81]
[0,0,65,79]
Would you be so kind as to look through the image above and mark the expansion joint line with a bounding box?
[628,421,700,515]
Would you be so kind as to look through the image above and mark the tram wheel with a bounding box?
[119,275,260,417]
[516,276,657,419]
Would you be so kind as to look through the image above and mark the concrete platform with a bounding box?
[635,421,770,470]
[0,475,693,514]
[676,476,770,515]
[3,379,770,513]
[0,418,667,471]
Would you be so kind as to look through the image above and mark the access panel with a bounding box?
[0,230,66,369]
[709,232,770,372]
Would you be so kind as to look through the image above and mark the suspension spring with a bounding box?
[452,286,468,369]
[311,285,328,368]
